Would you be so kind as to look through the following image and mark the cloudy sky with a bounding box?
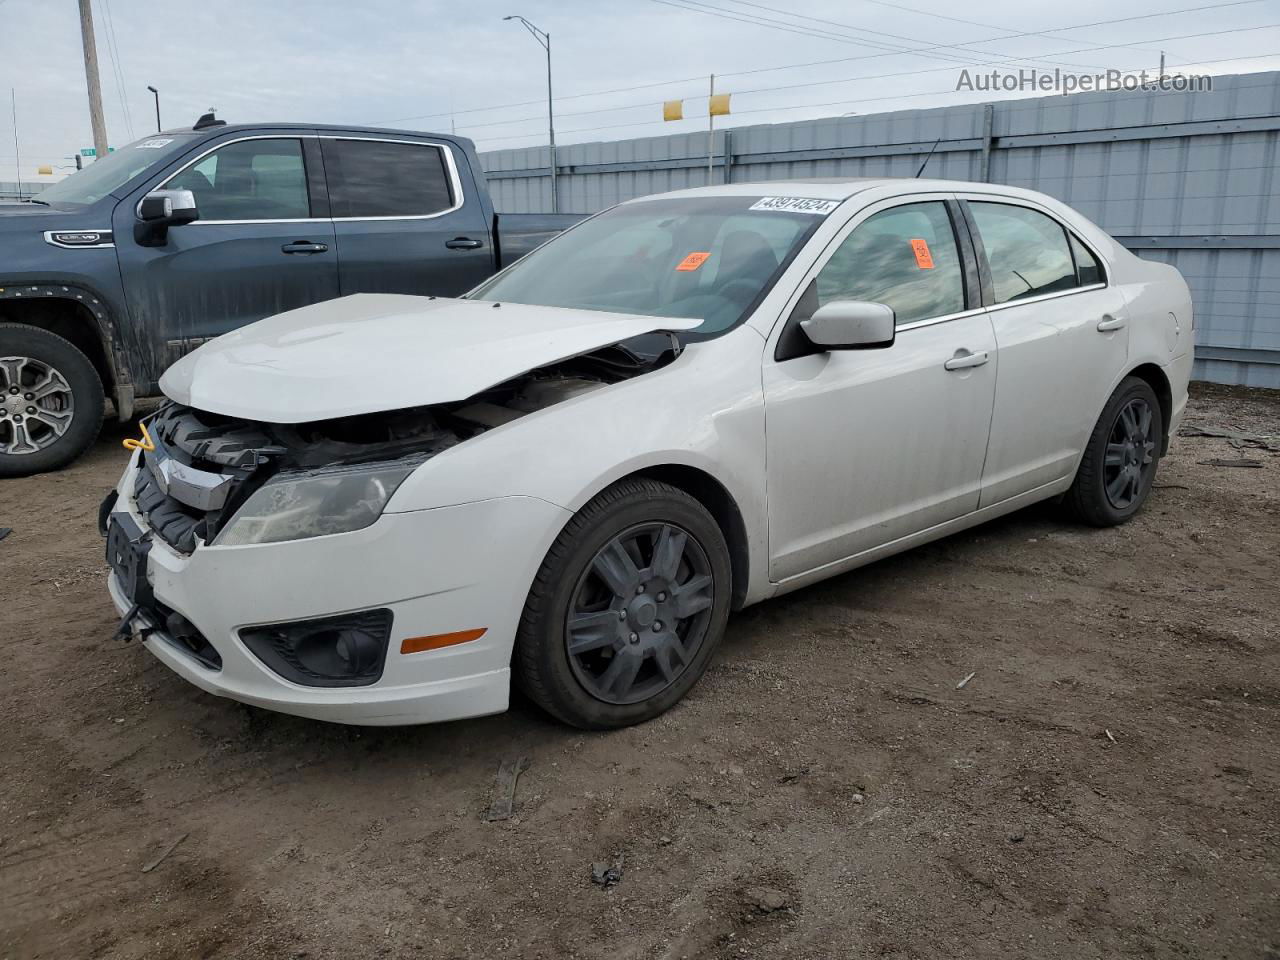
[1,0,1277,183]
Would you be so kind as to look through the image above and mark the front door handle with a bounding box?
[281,241,328,254]
[1097,314,1127,332]
[445,237,484,250]
[944,349,990,371]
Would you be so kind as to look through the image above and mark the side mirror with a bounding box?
[135,189,199,247]
[137,188,199,226]
[799,300,896,350]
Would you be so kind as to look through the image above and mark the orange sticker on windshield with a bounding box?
[910,238,934,269]
[676,251,711,272]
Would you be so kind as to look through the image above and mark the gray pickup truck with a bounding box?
[0,114,581,475]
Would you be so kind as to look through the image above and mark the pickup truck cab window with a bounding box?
[813,200,966,327]
[321,139,456,218]
[167,138,310,221]
[470,196,822,337]
[968,201,1081,304]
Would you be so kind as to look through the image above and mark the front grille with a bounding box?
[133,459,207,553]
[130,404,278,554]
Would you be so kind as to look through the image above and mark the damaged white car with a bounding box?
[103,179,1193,728]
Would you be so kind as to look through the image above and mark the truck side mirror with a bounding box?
[135,189,199,246]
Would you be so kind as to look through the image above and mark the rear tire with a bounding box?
[514,478,732,729]
[0,324,104,477]
[1065,376,1162,527]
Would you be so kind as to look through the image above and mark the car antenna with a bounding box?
[915,137,942,178]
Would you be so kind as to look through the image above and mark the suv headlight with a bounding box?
[214,459,419,547]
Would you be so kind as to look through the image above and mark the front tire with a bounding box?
[0,324,104,477]
[1065,376,1162,527]
[514,478,732,729]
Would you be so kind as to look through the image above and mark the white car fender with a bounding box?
[386,325,774,602]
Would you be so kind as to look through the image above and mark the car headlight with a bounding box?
[214,459,420,547]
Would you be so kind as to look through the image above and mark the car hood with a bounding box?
[159,293,702,423]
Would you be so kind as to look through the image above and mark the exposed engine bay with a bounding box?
[131,336,679,553]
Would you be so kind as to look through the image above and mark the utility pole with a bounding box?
[1159,51,1166,81]
[77,0,109,158]
[503,15,557,213]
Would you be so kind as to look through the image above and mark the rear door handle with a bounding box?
[1097,314,1127,332]
[944,350,990,371]
[445,237,484,250]
[281,241,328,254]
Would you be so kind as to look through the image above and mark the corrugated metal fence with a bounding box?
[480,71,1280,388]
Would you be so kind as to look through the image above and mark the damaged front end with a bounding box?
[129,335,681,554]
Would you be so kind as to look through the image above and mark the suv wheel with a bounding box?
[0,324,104,477]
[514,478,732,729]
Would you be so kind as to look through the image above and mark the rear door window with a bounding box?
[969,202,1079,304]
[321,139,455,218]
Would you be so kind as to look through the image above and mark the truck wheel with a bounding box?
[1065,376,1162,527]
[514,478,732,729]
[0,323,104,477]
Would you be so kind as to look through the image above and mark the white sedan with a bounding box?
[103,178,1193,729]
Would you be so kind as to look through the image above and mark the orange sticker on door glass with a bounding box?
[910,237,934,269]
[676,251,711,272]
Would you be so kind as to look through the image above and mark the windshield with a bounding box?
[36,134,201,207]
[471,196,829,337]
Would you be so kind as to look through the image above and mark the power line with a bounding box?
[459,21,1279,137]
[468,41,1280,146]
[714,0,1264,79]
[376,0,1263,129]
[97,0,134,140]
[648,0,1104,72]
[659,0,1106,71]
[783,0,1167,59]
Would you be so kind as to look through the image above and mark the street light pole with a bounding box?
[147,85,160,132]
[503,15,557,213]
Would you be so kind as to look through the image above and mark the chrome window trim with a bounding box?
[42,229,115,249]
[894,306,988,332]
[146,133,465,225]
[982,282,1107,314]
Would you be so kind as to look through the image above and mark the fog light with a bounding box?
[240,609,393,687]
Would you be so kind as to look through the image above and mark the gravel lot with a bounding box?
[2,384,1277,960]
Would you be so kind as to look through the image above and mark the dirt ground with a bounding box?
[2,383,1278,960]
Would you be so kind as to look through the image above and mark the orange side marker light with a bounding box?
[401,628,487,655]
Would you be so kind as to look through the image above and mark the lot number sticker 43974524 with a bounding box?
[748,197,841,215]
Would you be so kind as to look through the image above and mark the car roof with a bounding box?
[631,177,1055,205]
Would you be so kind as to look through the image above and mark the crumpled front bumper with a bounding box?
[105,454,571,726]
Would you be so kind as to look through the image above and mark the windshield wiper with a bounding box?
[20,198,50,206]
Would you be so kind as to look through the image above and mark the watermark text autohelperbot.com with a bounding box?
[956,68,1213,96]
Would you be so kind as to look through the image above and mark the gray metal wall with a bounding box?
[481,71,1280,388]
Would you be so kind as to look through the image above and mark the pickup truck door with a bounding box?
[318,136,494,297]
[762,197,997,582]
[112,133,339,375]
